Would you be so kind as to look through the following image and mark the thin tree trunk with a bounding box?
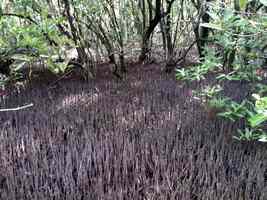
[138,0,162,62]
[165,6,175,73]
[198,0,211,59]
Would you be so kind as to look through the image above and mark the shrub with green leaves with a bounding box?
[0,6,73,81]
[224,94,267,142]
[176,1,267,142]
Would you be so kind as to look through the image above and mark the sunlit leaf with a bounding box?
[239,0,247,10]
[258,135,267,142]
[248,113,267,127]
[200,23,223,31]
[207,11,220,21]
[223,8,234,21]
[260,0,267,6]
[11,54,32,62]
[13,61,26,71]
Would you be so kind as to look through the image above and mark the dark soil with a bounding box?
[0,63,267,200]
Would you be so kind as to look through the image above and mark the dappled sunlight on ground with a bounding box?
[58,91,101,111]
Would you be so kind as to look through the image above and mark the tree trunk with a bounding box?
[198,0,211,59]
[165,7,175,73]
[119,50,126,73]
[138,0,162,62]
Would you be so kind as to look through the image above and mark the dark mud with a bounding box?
[0,63,267,199]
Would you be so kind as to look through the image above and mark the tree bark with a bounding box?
[138,0,162,62]
[198,0,211,59]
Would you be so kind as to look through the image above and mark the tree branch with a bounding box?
[0,103,34,112]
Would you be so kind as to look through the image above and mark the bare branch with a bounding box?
[0,103,34,112]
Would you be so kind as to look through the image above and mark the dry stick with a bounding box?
[0,103,34,112]
[176,40,198,64]
[48,70,74,89]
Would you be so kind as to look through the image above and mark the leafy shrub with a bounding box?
[176,1,267,142]
[0,11,73,83]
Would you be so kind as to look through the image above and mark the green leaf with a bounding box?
[223,8,234,21]
[248,113,267,127]
[200,23,223,31]
[255,96,267,110]
[239,0,247,10]
[11,54,32,62]
[252,94,261,100]
[258,135,267,142]
[260,0,267,6]
[13,61,26,71]
[207,11,220,21]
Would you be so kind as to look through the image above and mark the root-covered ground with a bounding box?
[0,63,267,199]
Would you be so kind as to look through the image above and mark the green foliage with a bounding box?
[218,100,249,122]
[214,94,267,142]
[235,128,263,141]
[238,0,248,10]
[206,96,229,111]
[176,48,222,81]
[254,83,267,96]
[260,0,267,6]
[216,69,261,82]
[0,1,74,80]
[0,0,199,81]
[177,4,267,142]
[193,85,222,101]
[192,84,230,119]
[248,94,267,127]
[202,4,267,76]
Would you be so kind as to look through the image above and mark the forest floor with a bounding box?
[0,62,267,199]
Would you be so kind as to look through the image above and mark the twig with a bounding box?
[206,2,267,17]
[176,40,198,64]
[0,103,34,112]
[1,13,37,24]
[48,70,73,89]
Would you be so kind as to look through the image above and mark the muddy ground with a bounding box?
[0,63,267,199]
